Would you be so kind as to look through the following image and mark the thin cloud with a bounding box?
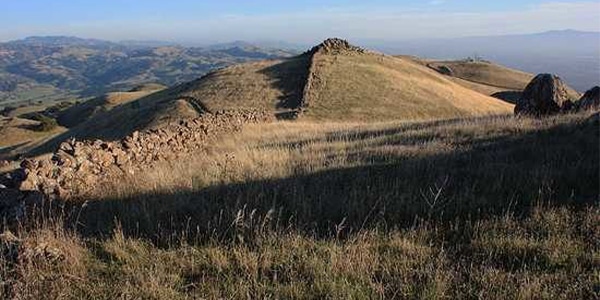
[1,1,598,43]
[429,0,447,5]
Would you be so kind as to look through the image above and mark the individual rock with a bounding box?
[515,74,572,116]
[435,65,454,76]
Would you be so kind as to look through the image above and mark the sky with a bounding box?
[1,0,599,44]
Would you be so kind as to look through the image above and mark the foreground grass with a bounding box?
[3,205,598,299]
[1,112,598,299]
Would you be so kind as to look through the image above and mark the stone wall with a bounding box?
[11,109,273,201]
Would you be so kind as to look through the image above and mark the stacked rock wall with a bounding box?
[14,109,273,200]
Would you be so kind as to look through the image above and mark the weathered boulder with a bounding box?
[515,74,572,116]
[577,86,600,111]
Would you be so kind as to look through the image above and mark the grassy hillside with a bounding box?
[173,55,310,116]
[130,45,513,124]
[426,60,581,103]
[28,43,517,152]
[428,60,533,90]
[303,53,512,121]
[0,116,66,159]
[3,112,598,299]
[57,86,165,127]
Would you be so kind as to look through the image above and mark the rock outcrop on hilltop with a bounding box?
[2,110,273,205]
[306,38,366,56]
[297,38,368,116]
[577,86,600,111]
[515,74,573,116]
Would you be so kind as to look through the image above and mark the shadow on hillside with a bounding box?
[26,88,179,157]
[0,142,29,160]
[258,55,310,119]
[492,91,522,104]
[67,116,598,242]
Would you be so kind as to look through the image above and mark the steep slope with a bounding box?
[169,54,311,118]
[301,40,512,121]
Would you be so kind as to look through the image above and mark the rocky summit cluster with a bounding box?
[2,110,273,205]
[515,73,599,116]
[306,38,366,55]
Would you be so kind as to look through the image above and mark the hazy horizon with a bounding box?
[1,1,599,44]
[2,29,599,47]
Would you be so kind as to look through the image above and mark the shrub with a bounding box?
[31,113,58,132]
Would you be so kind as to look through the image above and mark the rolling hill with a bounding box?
[56,84,167,128]
[158,38,512,123]
[26,39,516,153]
[425,59,580,103]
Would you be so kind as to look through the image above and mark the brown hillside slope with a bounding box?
[52,55,309,142]
[302,42,512,121]
[58,86,166,127]
[170,55,311,117]
[30,39,516,153]
[426,60,580,103]
[429,60,533,91]
[166,39,512,122]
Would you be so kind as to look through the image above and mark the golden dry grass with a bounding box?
[303,54,513,121]
[428,60,533,90]
[0,116,66,160]
[58,89,163,128]
[178,55,310,114]
[2,112,598,299]
[427,60,581,100]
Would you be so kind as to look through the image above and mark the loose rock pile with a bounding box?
[10,109,273,201]
[306,38,366,56]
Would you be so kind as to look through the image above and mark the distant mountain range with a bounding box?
[364,30,600,92]
[1,30,597,108]
[0,36,298,106]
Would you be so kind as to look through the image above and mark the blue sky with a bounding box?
[1,1,599,43]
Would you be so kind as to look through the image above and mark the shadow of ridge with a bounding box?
[257,55,311,114]
[491,91,522,104]
[69,117,598,242]
[0,141,30,159]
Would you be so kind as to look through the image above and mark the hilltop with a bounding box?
[15,38,520,154]
[126,39,511,123]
